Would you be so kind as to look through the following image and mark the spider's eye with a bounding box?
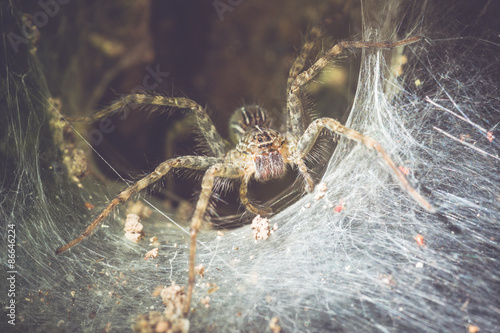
[257,137,263,142]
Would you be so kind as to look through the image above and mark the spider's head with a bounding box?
[238,126,287,182]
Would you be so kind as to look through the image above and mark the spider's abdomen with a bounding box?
[229,105,272,144]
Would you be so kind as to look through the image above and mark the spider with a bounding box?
[55,28,435,316]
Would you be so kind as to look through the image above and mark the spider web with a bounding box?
[1,0,499,332]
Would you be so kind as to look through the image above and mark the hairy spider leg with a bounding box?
[239,172,273,215]
[184,163,243,315]
[297,118,436,213]
[66,94,228,157]
[286,24,324,135]
[292,157,316,193]
[285,35,434,210]
[286,35,423,137]
[55,156,222,254]
[289,36,423,96]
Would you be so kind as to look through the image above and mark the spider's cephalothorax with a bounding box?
[56,33,434,317]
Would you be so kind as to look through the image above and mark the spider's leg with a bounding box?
[289,36,423,98]
[55,156,222,255]
[184,163,242,315]
[287,24,323,90]
[287,36,422,136]
[65,94,227,157]
[239,174,272,215]
[339,36,422,50]
[297,117,436,212]
[286,24,323,135]
[293,158,316,193]
[288,42,343,101]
